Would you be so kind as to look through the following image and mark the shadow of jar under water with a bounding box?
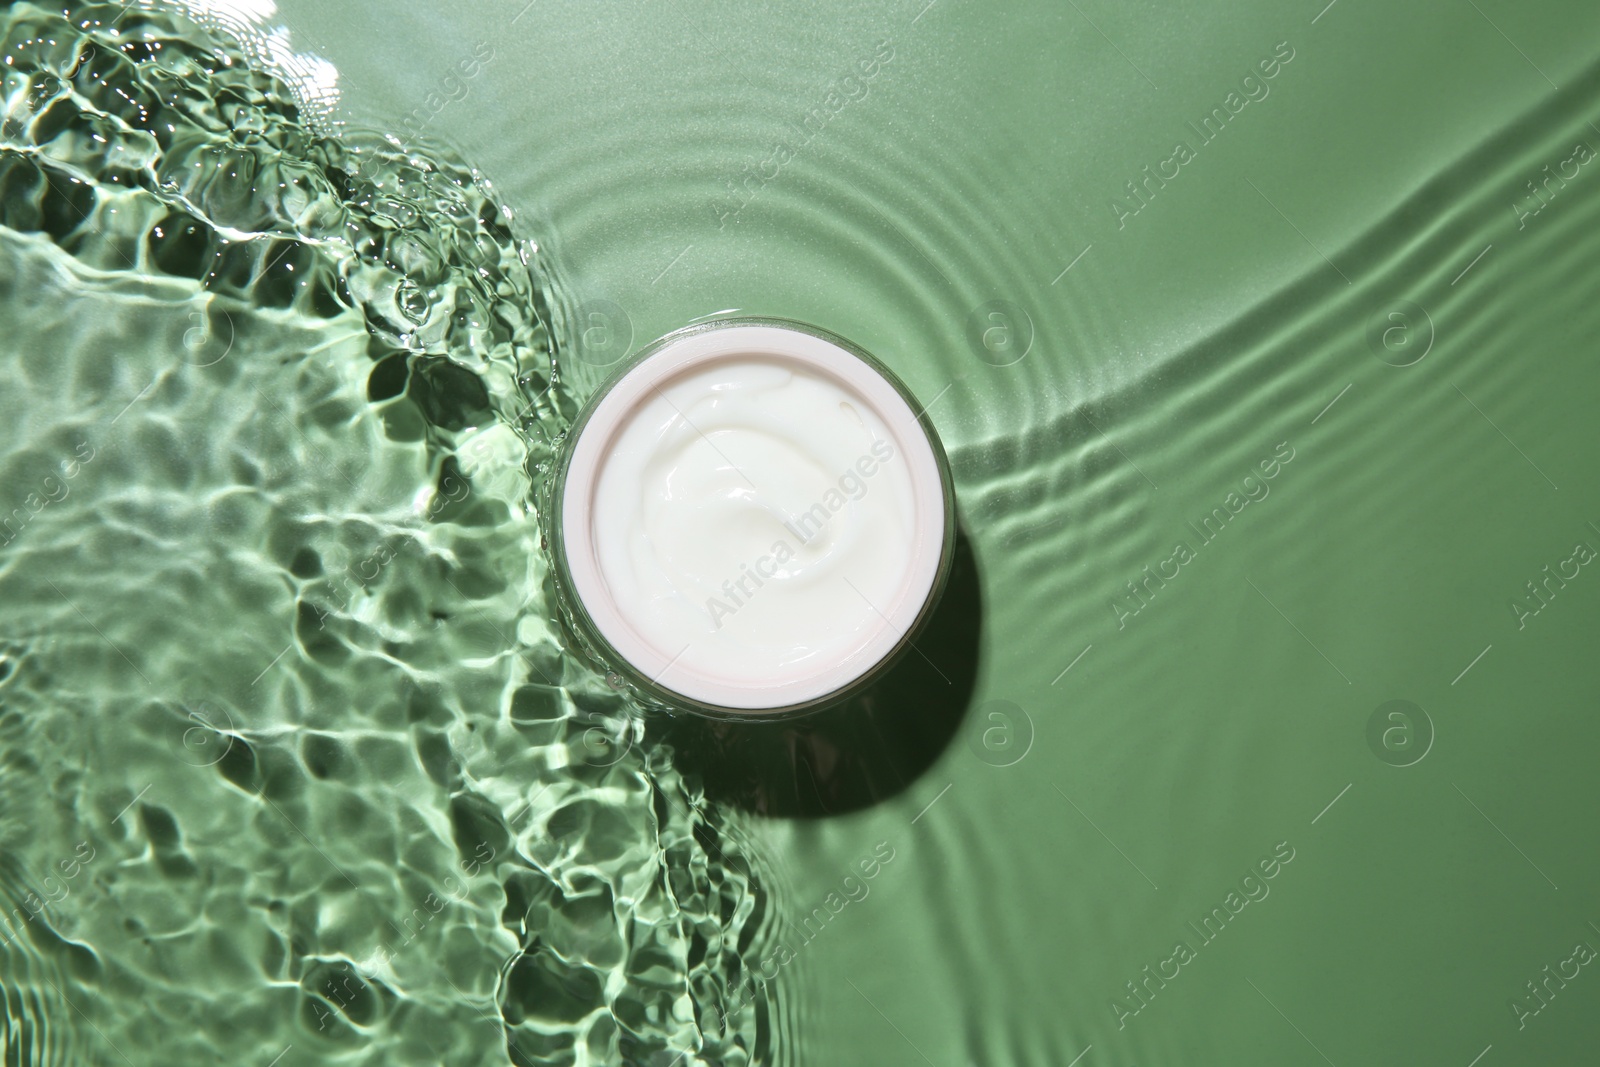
[648,523,983,819]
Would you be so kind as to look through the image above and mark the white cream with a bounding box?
[559,324,948,711]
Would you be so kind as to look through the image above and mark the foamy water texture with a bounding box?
[0,2,779,1064]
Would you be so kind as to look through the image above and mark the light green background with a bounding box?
[162,0,1600,1062]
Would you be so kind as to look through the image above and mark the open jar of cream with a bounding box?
[550,318,954,719]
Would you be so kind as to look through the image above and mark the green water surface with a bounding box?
[5,0,1600,1065]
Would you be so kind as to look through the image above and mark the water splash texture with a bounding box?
[0,2,780,1064]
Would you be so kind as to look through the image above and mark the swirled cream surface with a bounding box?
[561,326,946,711]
